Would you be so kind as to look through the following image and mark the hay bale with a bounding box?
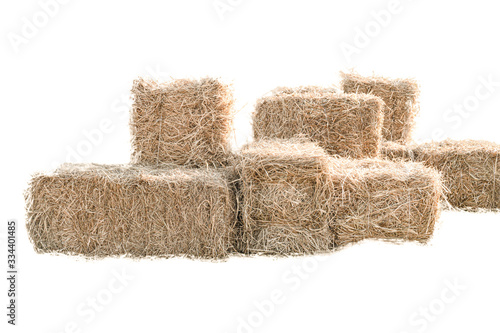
[328,158,442,247]
[130,77,235,167]
[253,92,384,158]
[381,140,500,210]
[235,138,334,255]
[25,164,237,259]
[341,72,419,144]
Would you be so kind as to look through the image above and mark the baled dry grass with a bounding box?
[341,71,419,144]
[327,157,442,247]
[381,140,500,210]
[234,138,334,255]
[25,163,237,259]
[130,77,235,167]
[254,92,384,158]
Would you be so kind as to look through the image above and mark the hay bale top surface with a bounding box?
[327,157,441,182]
[340,72,419,94]
[132,76,233,101]
[414,139,500,155]
[258,91,382,107]
[238,138,331,171]
[271,85,339,96]
[51,163,228,185]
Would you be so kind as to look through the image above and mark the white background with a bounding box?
[2,0,500,332]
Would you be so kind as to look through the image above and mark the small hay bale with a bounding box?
[341,72,420,144]
[130,77,235,167]
[328,158,442,247]
[381,140,500,210]
[25,164,237,259]
[236,138,334,255]
[253,92,384,158]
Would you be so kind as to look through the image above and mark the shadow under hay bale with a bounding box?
[381,140,500,210]
[254,92,384,159]
[235,138,334,255]
[130,77,235,167]
[25,164,237,259]
[328,158,442,247]
[341,72,419,144]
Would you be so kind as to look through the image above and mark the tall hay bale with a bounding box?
[328,158,442,247]
[254,92,384,158]
[25,164,237,259]
[381,140,500,210]
[130,77,235,167]
[341,72,419,144]
[236,138,334,255]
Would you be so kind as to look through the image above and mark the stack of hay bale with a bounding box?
[340,72,500,211]
[26,77,239,259]
[25,72,500,259]
[251,79,443,250]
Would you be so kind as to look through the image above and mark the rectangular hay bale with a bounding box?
[341,72,419,144]
[328,158,442,247]
[236,138,334,255]
[253,92,384,159]
[130,77,235,167]
[25,164,237,259]
[381,140,500,210]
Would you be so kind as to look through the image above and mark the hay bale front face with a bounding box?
[237,139,334,255]
[130,77,235,167]
[328,158,442,247]
[381,140,500,210]
[25,164,236,259]
[254,93,384,159]
[341,72,419,144]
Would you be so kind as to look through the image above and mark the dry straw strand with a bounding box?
[341,71,420,144]
[130,77,235,167]
[25,164,237,259]
[253,92,384,159]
